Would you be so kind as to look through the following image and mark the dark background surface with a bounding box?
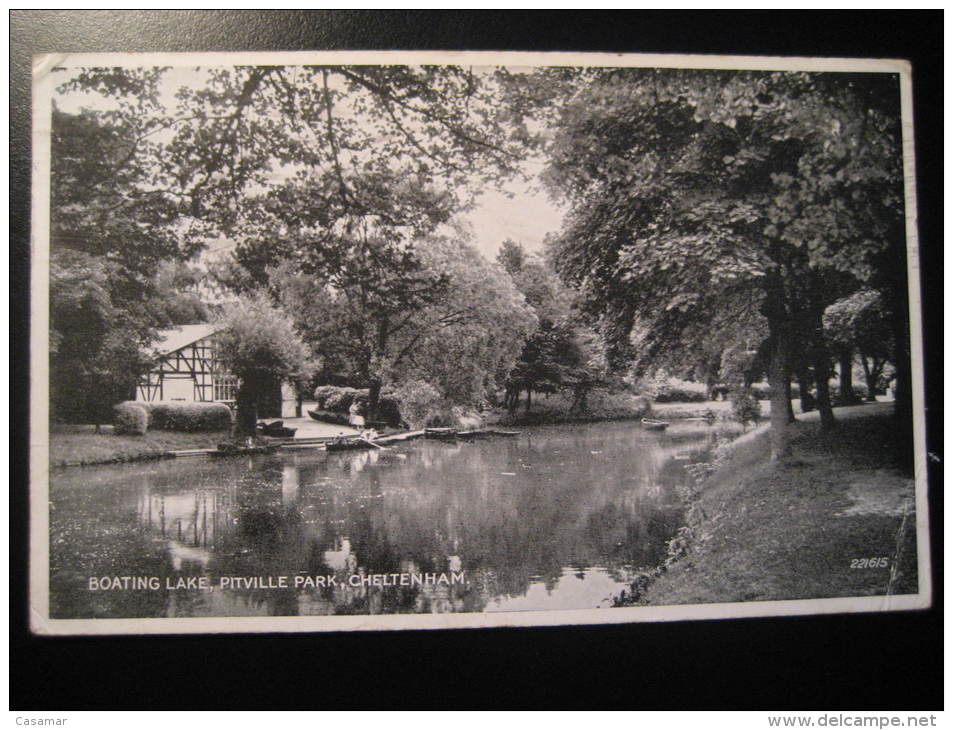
[11,10,942,710]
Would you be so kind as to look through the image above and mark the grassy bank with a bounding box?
[622,403,919,606]
[50,425,232,467]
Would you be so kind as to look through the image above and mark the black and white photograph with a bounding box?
[30,50,930,635]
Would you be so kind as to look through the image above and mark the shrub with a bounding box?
[731,392,762,427]
[113,401,150,436]
[653,387,708,403]
[393,380,449,430]
[749,383,802,401]
[833,385,866,406]
[148,402,233,432]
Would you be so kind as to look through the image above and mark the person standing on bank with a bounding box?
[349,398,365,429]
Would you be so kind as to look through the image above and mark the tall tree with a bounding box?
[497,241,606,413]
[213,292,313,437]
[273,224,536,411]
[49,103,208,422]
[55,65,537,402]
[49,250,155,428]
[394,228,537,406]
[538,68,905,460]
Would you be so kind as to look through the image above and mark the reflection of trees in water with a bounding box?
[50,423,718,617]
[50,470,173,618]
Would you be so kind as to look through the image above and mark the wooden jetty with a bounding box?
[162,426,521,460]
[210,443,281,457]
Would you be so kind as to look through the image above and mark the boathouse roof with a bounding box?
[151,323,220,356]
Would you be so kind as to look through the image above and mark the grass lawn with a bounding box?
[639,403,920,605]
[50,424,232,467]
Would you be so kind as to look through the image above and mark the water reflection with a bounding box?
[49,421,733,618]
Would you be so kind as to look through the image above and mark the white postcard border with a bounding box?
[29,50,931,636]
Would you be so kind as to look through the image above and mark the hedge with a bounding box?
[313,386,365,413]
[113,401,150,436]
[148,402,233,432]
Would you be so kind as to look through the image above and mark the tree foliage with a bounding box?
[50,250,155,426]
[59,65,533,239]
[274,224,536,411]
[497,240,609,413]
[398,228,537,406]
[52,64,536,420]
[824,288,894,400]
[213,292,314,436]
[538,68,904,457]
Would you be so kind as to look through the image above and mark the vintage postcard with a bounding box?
[30,51,931,635]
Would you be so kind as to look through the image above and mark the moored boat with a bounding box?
[307,408,349,425]
[257,420,297,438]
[641,418,670,431]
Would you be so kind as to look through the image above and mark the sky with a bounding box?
[467,180,564,260]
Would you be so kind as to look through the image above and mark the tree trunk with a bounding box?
[797,369,815,413]
[766,334,791,462]
[860,354,885,402]
[762,275,792,462]
[838,350,858,404]
[812,352,836,431]
[367,378,382,422]
[235,377,259,439]
[860,355,875,401]
[505,385,518,412]
[525,388,532,413]
[809,310,836,432]
[785,378,796,423]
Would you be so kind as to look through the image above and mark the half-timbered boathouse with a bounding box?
[136,324,300,417]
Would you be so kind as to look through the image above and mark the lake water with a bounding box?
[49,421,731,618]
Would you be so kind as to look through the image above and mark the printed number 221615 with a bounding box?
[850,557,890,569]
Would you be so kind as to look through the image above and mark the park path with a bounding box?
[275,401,361,439]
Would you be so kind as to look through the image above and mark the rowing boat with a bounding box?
[257,420,297,438]
[641,418,670,431]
